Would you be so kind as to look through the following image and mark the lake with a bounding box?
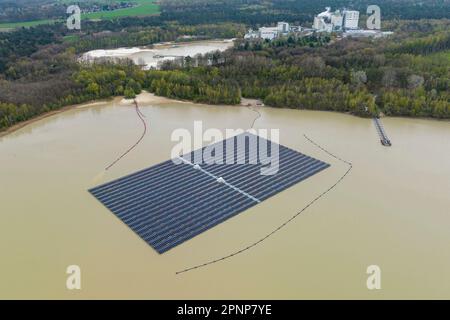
[81,39,235,69]
[0,92,449,299]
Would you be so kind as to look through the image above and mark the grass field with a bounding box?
[83,0,159,20]
[62,34,81,43]
[0,19,58,30]
[0,0,159,30]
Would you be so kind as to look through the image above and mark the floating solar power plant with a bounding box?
[89,133,330,254]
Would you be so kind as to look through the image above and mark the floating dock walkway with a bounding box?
[373,117,392,146]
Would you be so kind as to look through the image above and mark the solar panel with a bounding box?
[89,133,330,253]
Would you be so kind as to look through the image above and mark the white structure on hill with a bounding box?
[277,21,290,34]
[244,22,305,40]
[258,27,279,40]
[313,7,360,32]
[342,9,360,30]
[313,7,343,32]
[331,11,344,30]
[243,8,390,41]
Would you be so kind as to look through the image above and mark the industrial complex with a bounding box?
[244,7,393,40]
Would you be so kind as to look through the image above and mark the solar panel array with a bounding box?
[89,133,330,253]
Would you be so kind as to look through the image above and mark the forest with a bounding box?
[161,0,450,25]
[145,19,450,118]
[0,0,65,23]
[3,0,450,24]
[0,0,450,131]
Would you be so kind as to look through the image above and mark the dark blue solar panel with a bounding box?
[89,133,330,253]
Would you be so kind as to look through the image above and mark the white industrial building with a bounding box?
[343,10,360,30]
[313,7,342,32]
[313,7,360,32]
[259,27,279,40]
[277,21,290,34]
[244,22,305,40]
[243,7,390,41]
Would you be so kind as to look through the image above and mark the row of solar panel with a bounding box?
[90,133,330,253]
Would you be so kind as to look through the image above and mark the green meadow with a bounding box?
[0,0,160,30]
[0,19,58,30]
[83,0,159,20]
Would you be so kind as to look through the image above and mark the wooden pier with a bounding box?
[373,117,392,146]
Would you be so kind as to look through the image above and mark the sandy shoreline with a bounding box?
[0,98,117,138]
[1,91,447,139]
[134,91,191,105]
[0,92,204,139]
[2,87,449,299]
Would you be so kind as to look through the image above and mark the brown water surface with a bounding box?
[1,93,449,299]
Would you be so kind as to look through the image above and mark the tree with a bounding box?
[124,88,136,99]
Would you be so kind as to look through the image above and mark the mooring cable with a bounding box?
[175,134,353,275]
[136,103,146,119]
[105,99,147,171]
[246,104,262,129]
